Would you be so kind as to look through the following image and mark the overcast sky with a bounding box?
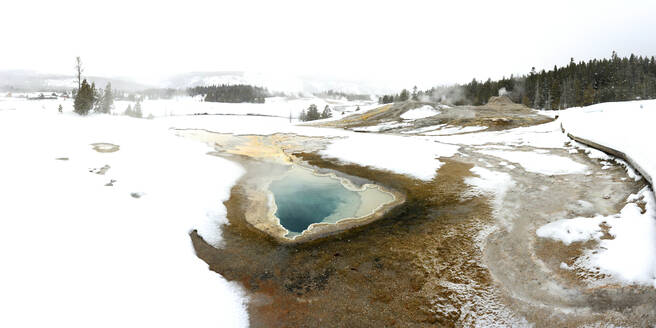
[2,0,655,89]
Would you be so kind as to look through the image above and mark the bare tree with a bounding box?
[74,57,83,91]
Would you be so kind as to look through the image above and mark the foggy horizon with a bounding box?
[3,0,656,91]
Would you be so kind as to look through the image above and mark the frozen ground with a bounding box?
[0,96,463,327]
[532,99,656,287]
[560,99,656,185]
[399,104,440,120]
[2,94,656,326]
[0,99,249,327]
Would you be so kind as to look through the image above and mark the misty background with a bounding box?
[1,0,656,93]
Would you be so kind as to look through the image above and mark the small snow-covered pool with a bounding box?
[269,167,395,237]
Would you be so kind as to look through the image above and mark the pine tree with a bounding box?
[320,105,332,119]
[100,83,114,114]
[134,101,143,118]
[532,80,541,109]
[399,89,410,101]
[306,104,320,121]
[124,104,133,117]
[58,104,63,113]
[550,78,561,110]
[73,79,94,115]
[583,84,595,106]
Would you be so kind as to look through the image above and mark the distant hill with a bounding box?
[0,70,152,92]
[164,71,392,96]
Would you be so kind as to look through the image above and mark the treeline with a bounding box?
[73,79,113,115]
[299,104,332,122]
[315,90,370,101]
[380,52,656,110]
[187,84,269,103]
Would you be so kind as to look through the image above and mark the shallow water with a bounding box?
[269,167,393,236]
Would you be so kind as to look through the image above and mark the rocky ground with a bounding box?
[317,96,553,134]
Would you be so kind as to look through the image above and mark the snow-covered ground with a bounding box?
[533,99,656,287]
[477,149,589,175]
[423,125,487,136]
[350,121,412,132]
[0,94,379,122]
[3,93,656,325]
[0,101,250,327]
[537,187,656,287]
[560,100,656,185]
[0,95,465,327]
[400,105,440,120]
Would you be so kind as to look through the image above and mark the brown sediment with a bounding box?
[184,126,656,326]
[191,154,501,327]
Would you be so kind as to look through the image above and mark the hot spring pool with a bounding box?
[269,167,395,237]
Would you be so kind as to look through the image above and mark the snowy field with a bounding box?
[0,101,251,327]
[0,96,461,327]
[2,94,656,326]
[560,100,656,185]
[539,100,656,287]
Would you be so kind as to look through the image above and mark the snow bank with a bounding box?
[321,134,460,181]
[536,216,605,245]
[431,120,570,149]
[0,103,248,327]
[400,105,440,120]
[478,149,589,175]
[537,187,656,287]
[560,99,656,186]
[423,125,487,136]
[351,121,412,132]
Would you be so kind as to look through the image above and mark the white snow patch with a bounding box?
[401,124,447,134]
[479,150,589,175]
[536,216,606,245]
[464,166,515,226]
[351,121,412,132]
[321,134,459,181]
[400,105,440,120]
[423,125,487,136]
[537,187,656,287]
[560,99,656,185]
[432,120,569,149]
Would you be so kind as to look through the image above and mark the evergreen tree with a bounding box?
[377,52,656,110]
[550,77,561,110]
[306,104,320,121]
[320,105,332,119]
[124,104,133,117]
[398,89,410,101]
[58,104,63,113]
[583,84,595,106]
[73,79,94,115]
[134,101,143,118]
[100,83,114,114]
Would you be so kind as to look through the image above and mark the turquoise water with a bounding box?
[270,168,361,234]
[269,167,394,236]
